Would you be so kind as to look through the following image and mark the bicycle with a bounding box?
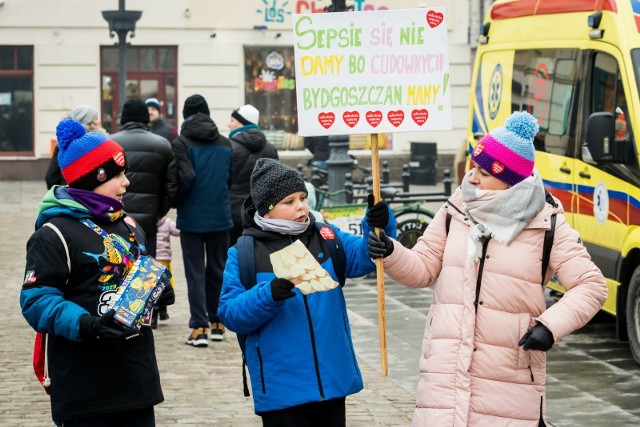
[307,169,454,249]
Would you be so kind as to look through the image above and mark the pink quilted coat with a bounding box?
[383,189,607,426]
[156,216,180,261]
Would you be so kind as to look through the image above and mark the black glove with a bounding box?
[270,278,296,302]
[79,309,130,340]
[518,322,554,351]
[368,230,394,259]
[366,194,389,229]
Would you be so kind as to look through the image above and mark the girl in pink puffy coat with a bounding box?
[153,216,180,327]
[366,111,607,427]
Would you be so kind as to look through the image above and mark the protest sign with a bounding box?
[293,8,451,136]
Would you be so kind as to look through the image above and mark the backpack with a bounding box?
[445,190,557,285]
[235,222,347,396]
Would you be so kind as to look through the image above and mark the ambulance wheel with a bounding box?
[627,267,640,365]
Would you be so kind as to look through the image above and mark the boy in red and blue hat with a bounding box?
[20,118,164,426]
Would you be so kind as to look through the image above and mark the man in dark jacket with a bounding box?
[145,98,178,143]
[172,94,233,346]
[110,99,177,256]
[111,99,177,327]
[227,104,278,245]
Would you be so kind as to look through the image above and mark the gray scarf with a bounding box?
[461,171,546,265]
[254,213,310,235]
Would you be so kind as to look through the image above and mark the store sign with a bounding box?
[293,8,452,136]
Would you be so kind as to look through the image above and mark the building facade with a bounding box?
[0,0,481,180]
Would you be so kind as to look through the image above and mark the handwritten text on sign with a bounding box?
[293,8,451,136]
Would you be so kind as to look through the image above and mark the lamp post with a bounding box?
[102,0,142,109]
[324,0,354,204]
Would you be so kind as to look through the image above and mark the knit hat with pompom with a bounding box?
[471,111,539,186]
[56,118,127,190]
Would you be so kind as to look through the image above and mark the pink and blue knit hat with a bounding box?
[471,111,539,186]
[56,118,127,190]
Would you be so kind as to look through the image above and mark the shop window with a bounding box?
[0,46,34,154]
[244,46,298,150]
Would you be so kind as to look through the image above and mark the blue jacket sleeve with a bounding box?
[217,246,284,334]
[20,286,88,342]
[335,205,397,279]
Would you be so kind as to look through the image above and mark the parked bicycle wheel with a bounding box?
[394,208,434,249]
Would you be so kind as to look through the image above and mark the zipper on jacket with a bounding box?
[539,396,545,426]
[257,346,266,394]
[528,365,535,382]
[303,295,325,399]
[474,238,491,313]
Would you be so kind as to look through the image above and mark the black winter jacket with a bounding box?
[149,118,178,143]
[229,126,279,225]
[110,122,177,236]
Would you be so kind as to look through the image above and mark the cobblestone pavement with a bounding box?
[0,182,413,427]
[2,181,640,426]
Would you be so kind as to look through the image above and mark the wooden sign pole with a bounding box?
[369,133,388,376]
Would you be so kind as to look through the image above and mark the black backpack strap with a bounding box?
[445,212,452,236]
[235,235,255,397]
[541,213,556,286]
[315,222,346,286]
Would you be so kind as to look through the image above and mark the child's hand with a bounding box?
[270,278,296,302]
[366,194,389,229]
[368,230,394,259]
[79,309,132,340]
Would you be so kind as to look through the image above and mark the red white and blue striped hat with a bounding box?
[471,111,539,186]
[55,118,126,190]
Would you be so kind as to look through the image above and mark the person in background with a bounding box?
[110,98,177,257]
[227,104,278,246]
[152,215,180,328]
[21,118,163,427]
[303,135,330,171]
[366,111,607,427]
[172,94,233,346]
[45,104,107,189]
[218,158,396,427]
[145,98,178,143]
[110,99,177,323]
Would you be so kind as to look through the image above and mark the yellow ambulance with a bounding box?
[467,0,640,363]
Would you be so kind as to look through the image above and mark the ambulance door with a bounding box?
[511,49,580,225]
[575,51,640,281]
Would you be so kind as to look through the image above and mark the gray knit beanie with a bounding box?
[69,105,99,127]
[250,159,308,216]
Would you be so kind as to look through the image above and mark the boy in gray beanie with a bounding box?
[218,158,398,425]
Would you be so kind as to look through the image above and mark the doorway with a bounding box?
[100,46,177,133]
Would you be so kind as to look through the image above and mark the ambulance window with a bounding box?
[590,54,618,115]
[512,49,578,156]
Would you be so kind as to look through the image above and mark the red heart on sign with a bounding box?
[366,111,383,127]
[491,161,505,175]
[318,112,335,129]
[387,110,404,127]
[426,10,444,28]
[343,111,360,128]
[411,109,429,126]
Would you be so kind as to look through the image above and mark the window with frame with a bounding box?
[0,46,34,154]
[512,49,579,156]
